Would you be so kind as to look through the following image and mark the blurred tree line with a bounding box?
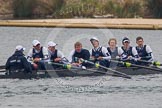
[12,0,162,19]
[147,0,162,18]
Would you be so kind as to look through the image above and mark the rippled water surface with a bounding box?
[0,27,162,108]
[0,75,162,108]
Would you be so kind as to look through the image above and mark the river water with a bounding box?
[0,27,162,108]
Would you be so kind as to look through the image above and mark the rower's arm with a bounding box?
[42,47,49,60]
[132,47,139,58]
[68,50,75,63]
[89,49,92,56]
[57,50,65,58]
[146,45,154,61]
[22,57,32,73]
[102,47,111,60]
[5,57,11,70]
[83,49,90,60]
[117,47,125,58]
[27,49,33,61]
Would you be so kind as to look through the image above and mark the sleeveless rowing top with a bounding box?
[121,46,134,57]
[92,47,104,58]
[136,45,150,60]
[50,50,58,61]
[107,47,118,59]
[32,47,44,59]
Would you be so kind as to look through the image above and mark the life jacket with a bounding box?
[92,47,104,58]
[8,51,25,73]
[121,46,134,57]
[72,49,89,62]
[32,47,44,59]
[50,50,58,61]
[107,47,118,59]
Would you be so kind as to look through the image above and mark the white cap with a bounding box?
[90,37,99,42]
[32,40,40,46]
[122,37,130,43]
[48,41,57,47]
[16,45,25,51]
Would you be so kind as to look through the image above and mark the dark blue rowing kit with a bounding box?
[50,50,58,61]
[32,47,46,70]
[72,49,90,66]
[92,47,110,67]
[32,47,44,59]
[136,45,152,65]
[6,51,32,74]
[136,45,152,61]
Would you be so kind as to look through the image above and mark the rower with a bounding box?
[6,45,32,75]
[68,42,90,67]
[107,38,122,68]
[48,41,65,62]
[136,36,154,65]
[118,37,139,63]
[90,37,111,67]
[27,40,49,70]
[107,38,121,59]
[48,41,66,68]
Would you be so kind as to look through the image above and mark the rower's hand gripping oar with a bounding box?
[80,58,131,79]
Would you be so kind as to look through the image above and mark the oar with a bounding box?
[0,69,5,72]
[45,66,116,76]
[0,65,6,73]
[48,61,132,78]
[111,59,162,72]
[121,56,162,66]
[80,59,131,79]
[48,62,75,69]
[0,65,5,69]
[137,59,162,66]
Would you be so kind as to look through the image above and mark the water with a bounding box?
[0,75,162,108]
[0,27,162,108]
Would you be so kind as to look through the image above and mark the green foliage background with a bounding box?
[11,0,162,18]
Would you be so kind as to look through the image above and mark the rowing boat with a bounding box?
[0,68,107,79]
[0,66,161,79]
